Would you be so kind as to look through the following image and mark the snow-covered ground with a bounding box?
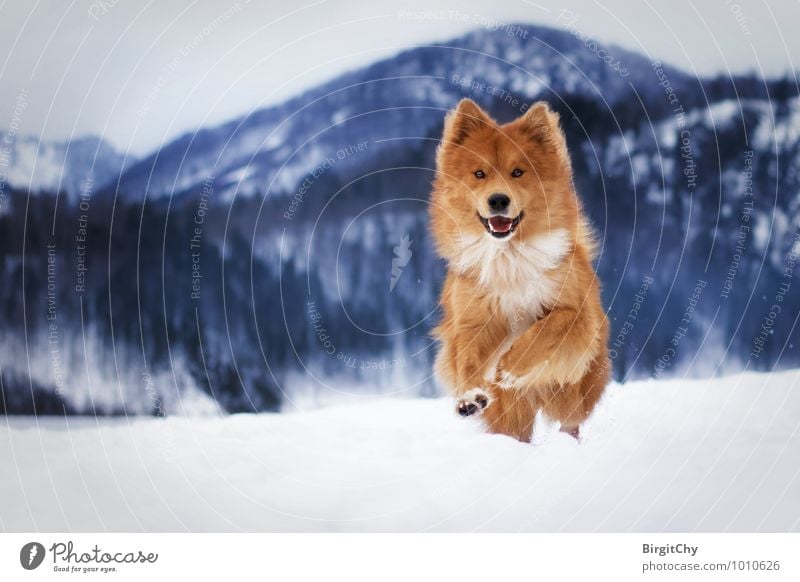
[1,371,799,532]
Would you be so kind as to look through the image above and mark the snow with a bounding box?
[1,371,799,532]
[752,213,771,252]
[700,99,740,129]
[2,133,132,200]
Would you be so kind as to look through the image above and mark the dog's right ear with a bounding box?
[440,99,493,148]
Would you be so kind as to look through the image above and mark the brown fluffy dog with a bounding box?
[430,99,610,443]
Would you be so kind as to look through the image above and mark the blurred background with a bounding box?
[1,0,799,416]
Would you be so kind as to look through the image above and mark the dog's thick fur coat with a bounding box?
[430,99,610,442]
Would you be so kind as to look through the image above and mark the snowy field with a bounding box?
[1,371,799,532]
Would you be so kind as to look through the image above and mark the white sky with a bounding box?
[1,0,798,155]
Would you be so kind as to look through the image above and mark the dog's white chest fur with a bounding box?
[458,228,572,329]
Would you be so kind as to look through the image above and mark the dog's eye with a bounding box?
[511,168,524,178]
[474,170,486,179]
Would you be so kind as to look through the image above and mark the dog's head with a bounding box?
[430,99,578,261]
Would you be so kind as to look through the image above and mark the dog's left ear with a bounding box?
[518,101,568,153]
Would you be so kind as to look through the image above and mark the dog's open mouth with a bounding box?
[478,212,523,239]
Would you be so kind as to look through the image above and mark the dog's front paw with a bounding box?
[456,388,491,417]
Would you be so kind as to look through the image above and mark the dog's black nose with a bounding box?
[488,193,510,213]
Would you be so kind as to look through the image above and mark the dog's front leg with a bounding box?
[497,306,601,388]
[452,317,508,416]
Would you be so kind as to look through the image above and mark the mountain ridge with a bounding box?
[0,24,798,415]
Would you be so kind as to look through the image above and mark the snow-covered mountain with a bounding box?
[109,26,694,203]
[0,133,133,201]
[1,24,799,415]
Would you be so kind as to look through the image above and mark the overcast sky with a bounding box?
[1,0,798,155]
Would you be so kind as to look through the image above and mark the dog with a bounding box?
[430,99,610,443]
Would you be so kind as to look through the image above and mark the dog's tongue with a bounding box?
[488,216,513,233]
